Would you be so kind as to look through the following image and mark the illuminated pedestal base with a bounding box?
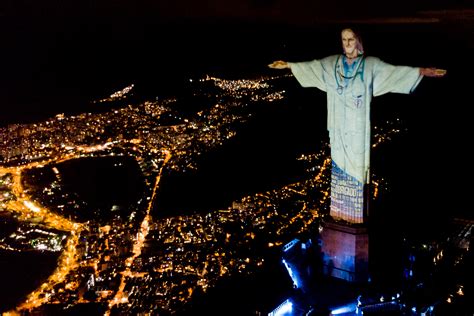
[320,220,369,283]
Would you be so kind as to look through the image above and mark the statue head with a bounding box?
[341,28,364,58]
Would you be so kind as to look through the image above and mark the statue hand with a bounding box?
[268,60,289,69]
[420,67,447,77]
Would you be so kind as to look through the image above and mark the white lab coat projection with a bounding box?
[289,55,422,223]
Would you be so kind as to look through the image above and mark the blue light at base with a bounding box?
[283,239,299,252]
[268,299,293,316]
[282,259,299,288]
[330,302,357,315]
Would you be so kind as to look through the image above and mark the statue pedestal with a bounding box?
[320,220,369,283]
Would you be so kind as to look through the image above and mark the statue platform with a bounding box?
[320,219,369,283]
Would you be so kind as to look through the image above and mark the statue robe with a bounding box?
[289,55,423,223]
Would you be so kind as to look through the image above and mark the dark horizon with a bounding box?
[0,18,472,121]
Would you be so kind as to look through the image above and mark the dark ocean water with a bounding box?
[0,20,472,313]
[0,250,59,311]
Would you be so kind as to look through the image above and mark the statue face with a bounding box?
[341,29,358,58]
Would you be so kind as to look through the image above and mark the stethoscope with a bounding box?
[334,54,365,96]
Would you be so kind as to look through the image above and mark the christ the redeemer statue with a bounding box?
[269,28,446,224]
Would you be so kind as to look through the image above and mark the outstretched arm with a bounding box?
[420,67,447,77]
[268,60,290,69]
[269,59,328,91]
